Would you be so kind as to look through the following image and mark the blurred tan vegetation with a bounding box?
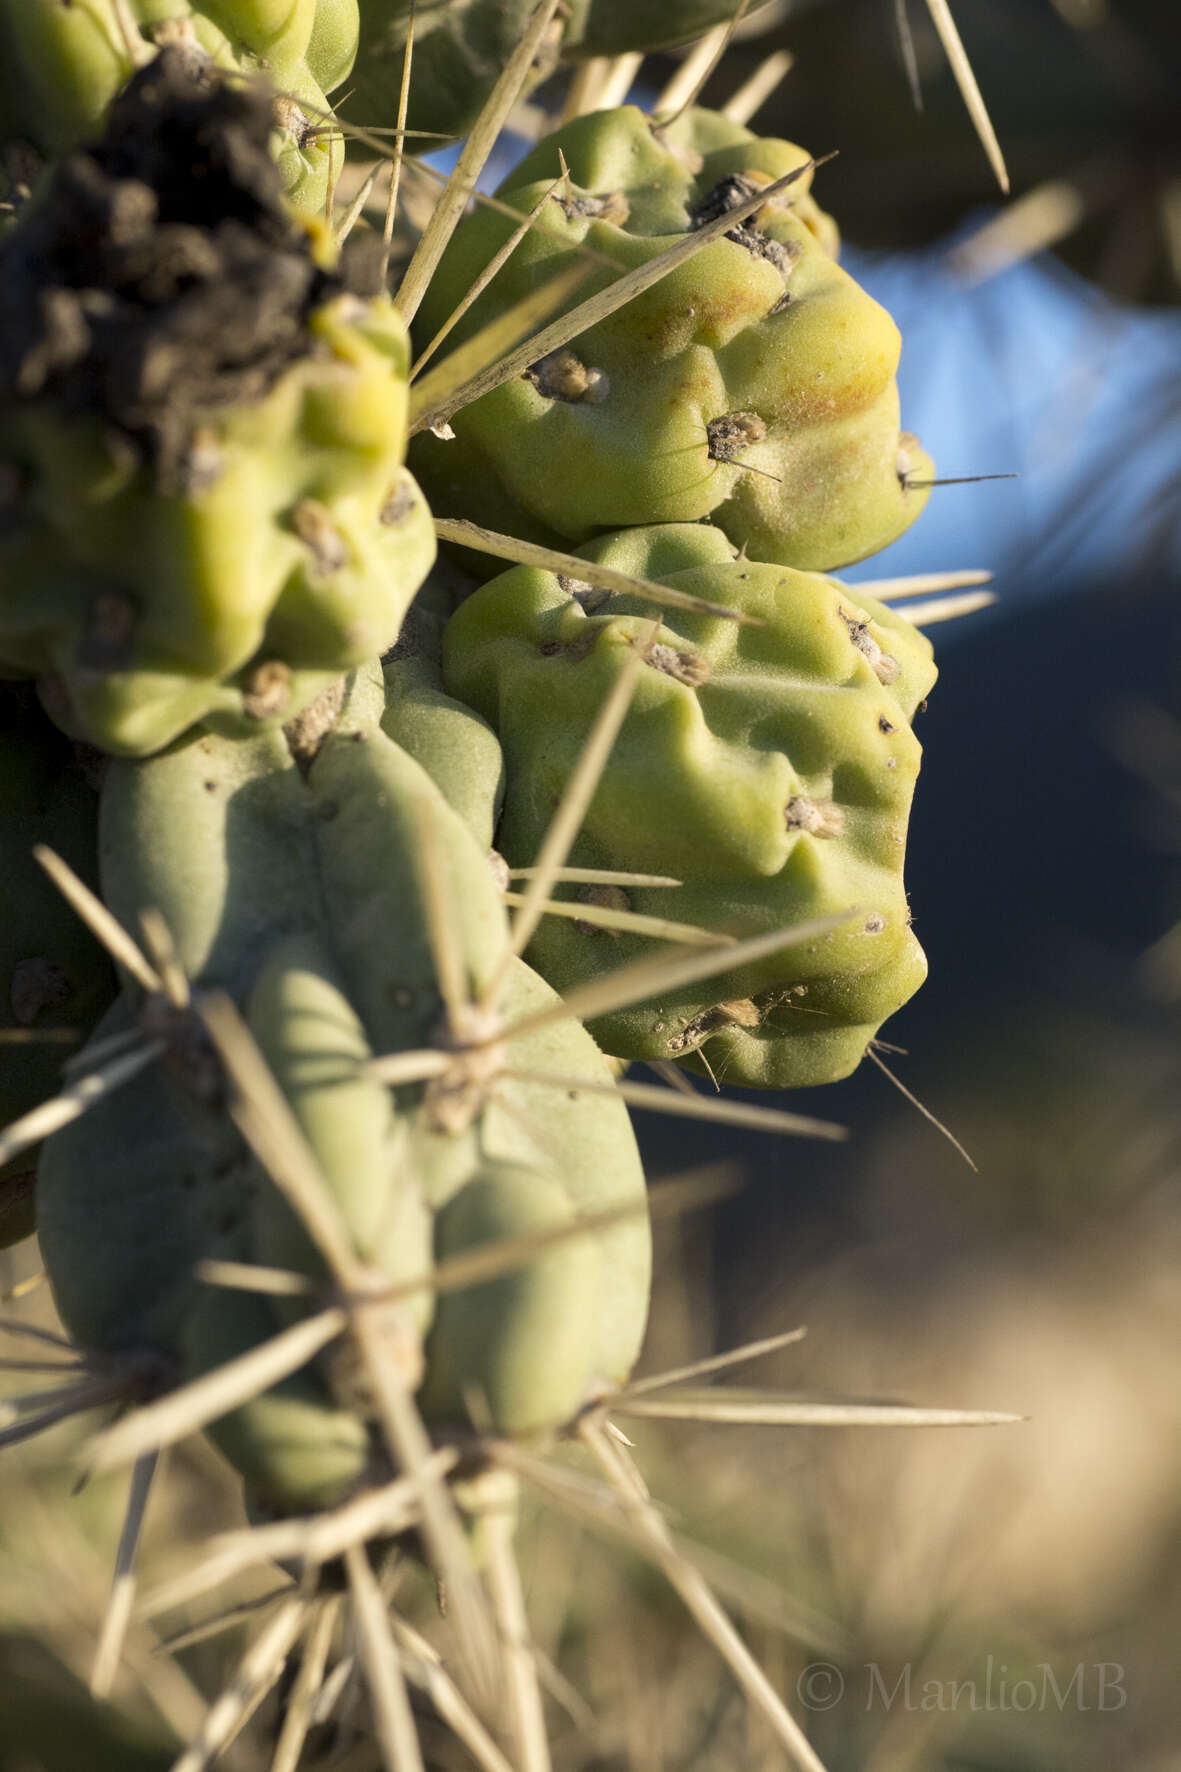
[3,962,1181,1772]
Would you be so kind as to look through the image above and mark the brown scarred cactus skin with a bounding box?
[0,54,434,758]
[0,1,360,210]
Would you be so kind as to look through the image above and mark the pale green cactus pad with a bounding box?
[444,523,938,1090]
[413,103,933,574]
[0,53,435,758]
[419,1161,604,1438]
[0,0,359,211]
[380,589,506,850]
[37,661,650,1510]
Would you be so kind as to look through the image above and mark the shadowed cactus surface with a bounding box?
[343,0,777,140]
[36,658,650,1511]
[0,693,114,1249]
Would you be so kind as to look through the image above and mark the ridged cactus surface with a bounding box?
[0,54,435,757]
[445,523,937,1087]
[413,103,933,573]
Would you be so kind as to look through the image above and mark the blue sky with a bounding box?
[844,235,1181,614]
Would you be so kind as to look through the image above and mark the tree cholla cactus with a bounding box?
[0,17,1003,1768]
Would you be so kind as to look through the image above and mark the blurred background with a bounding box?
[2,1,1180,1767]
[625,3,1181,1767]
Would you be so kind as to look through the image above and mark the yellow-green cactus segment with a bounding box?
[443,523,937,1090]
[412,104,931,574]
[0,293,434,756]
[0,1,357,209]
[193,0,319,65]
[304,0,359,91]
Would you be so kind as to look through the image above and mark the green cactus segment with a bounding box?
[561,0,777,58]
[1,695,116,1246]
[480,955,651,1392]
[0,1,358,209]
[443,523,937,1089]
[36,736,421,1508]
[36,998,258,1354]
[305,684,511,1057]
[380,599,506,850]
[343,0,542,143]
[419,1162,602,1437]
[37,664,650,1504]
[0,52,434,757]
[248,930,434,1338]
[182,1284,374,1514]
[343,1,775,141]
[99,728,315,990]
[300,698,649,1413]
[412,103,931,574]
